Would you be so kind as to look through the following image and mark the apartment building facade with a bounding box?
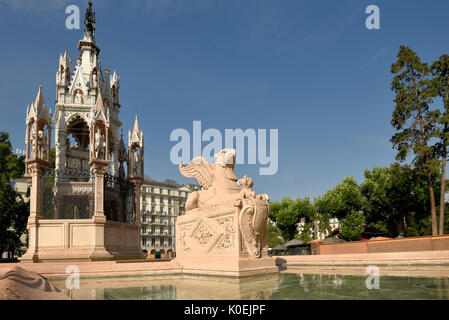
[140,175,191,254]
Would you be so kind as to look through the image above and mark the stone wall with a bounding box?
[314,235,449,255]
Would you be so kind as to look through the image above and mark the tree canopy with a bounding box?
[0,132,28,255]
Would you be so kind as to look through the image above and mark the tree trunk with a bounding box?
[427,170,438,236]
[417,106,438,236]
[313,220,318,240]
[440,154,447,235]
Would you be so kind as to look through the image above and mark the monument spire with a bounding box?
[132,115,140,135]
[78,0,100,56]
[34,85,46,112]
[84,0,96,41]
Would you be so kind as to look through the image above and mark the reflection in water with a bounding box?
[58,273,449,300]
[103,285,177,300]
[271,273,449,300]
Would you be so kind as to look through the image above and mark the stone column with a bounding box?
[130,177,143,249]
[134,180,142,227]
[92,162,107,223]
[21,160,49,263]
[89,160,112,260]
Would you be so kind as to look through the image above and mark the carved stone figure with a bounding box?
[92,71,98,88]
[57,67,65,86]
[132,148,141,176]
[37,129,47,160]
[29,126,36,158]
[179,149,241,210]
[74,91,83,104]
[94,127,105,160]
[65,137,71,151]
[178,148,271,259]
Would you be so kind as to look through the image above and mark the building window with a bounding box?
[151,187,154,193]
[142,227,146,234]
[160,196,163,202]
[142,194,146,201]
[151,196,155,202]
[142,237,146,246]
[151,238,155,246]
[141,215,146,223]
[168,207,172,214]
[168,238,172,246]
[160,188,163,194]
[151,206,155,212]
[142,204,146,212]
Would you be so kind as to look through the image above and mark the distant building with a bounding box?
[140,175,193,254]
[185,183,202,192]
[10,177,29,202]
[296,217,340,240]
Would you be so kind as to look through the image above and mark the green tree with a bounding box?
[270,197,317,241]
[391,45,440,235]
[0,132,28,255]
[361,164,439,237]
[314,176,366,220]
[431,54,449,235]
[266,220,284,248]
[340,210,366,241]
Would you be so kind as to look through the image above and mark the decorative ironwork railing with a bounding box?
[41,169,94,219]
[104,173,136,224]
[40,169,136,223]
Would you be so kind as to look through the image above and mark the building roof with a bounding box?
[143,175,182,188]
[142,174,200,191]
[284,239,306,247]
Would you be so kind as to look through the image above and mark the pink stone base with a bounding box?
[281,250,449,266]
[20,219,145,263]
[21,248,145,263]
[175,203,277,277]
[175,255,278,277]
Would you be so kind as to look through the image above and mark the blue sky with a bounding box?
[1,0,449,201]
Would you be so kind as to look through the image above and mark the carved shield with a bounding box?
[238,198,270,258]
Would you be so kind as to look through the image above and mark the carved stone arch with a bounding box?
[66,112,89,126]
[66,114,90,150]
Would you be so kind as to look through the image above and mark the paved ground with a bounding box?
[0,259,183,280]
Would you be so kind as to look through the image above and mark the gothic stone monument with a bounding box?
[175,149,277,276]
[21,2,144,262]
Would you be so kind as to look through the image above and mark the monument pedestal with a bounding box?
[175,203,278,277]
[20,219,144,263]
